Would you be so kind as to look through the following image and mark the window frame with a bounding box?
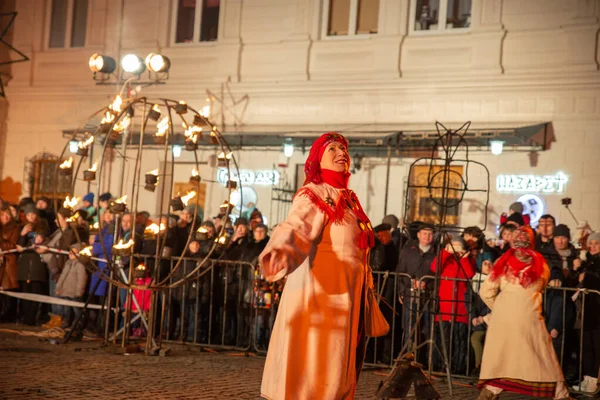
[408,0,471,36]
[170,0,222,47]
[321,0,381,40]
[44,0,90,50]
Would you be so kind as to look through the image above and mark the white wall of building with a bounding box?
[1,0,599,233]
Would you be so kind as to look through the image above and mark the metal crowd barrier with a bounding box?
[361,271,600,386]
[5,247,599,385]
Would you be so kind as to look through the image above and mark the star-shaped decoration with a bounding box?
[0,12,30,98]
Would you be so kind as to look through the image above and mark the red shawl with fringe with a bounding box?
[489,226,545,287]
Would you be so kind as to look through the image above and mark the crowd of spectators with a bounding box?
[0,194,599,393]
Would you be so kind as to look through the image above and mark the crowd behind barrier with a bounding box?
[0,196,599,393]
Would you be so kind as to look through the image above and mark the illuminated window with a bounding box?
[48,0,88,48]
[411,0,471,33]
[325,0,380,37]
[174,0,220,44]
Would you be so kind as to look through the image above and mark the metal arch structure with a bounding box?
[379,121,492,399]
[52,93,241,352]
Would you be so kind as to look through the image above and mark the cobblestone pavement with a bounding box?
[0,324,538,400]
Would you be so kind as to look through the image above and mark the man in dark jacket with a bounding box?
[544,224,581,287]
[536,214,556,254]
[396,223,436,359]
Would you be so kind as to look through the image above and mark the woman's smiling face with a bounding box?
[320,141,350,173]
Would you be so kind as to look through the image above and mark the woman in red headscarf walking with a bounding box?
[259,132,375,400]
[477,226,572,400]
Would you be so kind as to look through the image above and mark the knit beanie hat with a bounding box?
[588,232,600,246]
[554,224,571,239]
[98,192,112,202]
[382,215,400,229]
[23,203,38,216]
[505,212,524,226]
[509,202,524,214]
[374,223,392,233]
[83,192,95,204]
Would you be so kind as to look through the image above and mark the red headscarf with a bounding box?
[303,132,350,189]
[298,132,374,249]
[489,226,545,287]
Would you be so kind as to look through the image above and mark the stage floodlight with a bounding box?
[89,53,116,73]
[490,140,504,155]
[145,53,171,73]
[121,54,146,74]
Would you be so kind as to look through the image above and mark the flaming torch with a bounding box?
[196,226,209,241]
[112,238,134,256]
[63,196,80,210]
[77,135,94,156]
[100,111,116,133]
[112,115,131,133]
[144,222,166,239]
[78,246,93,263]
[109,195,128,213]
[83,161,98,181]
[209,129,219,145]
[148,104,161,121]
[154,116,169,144]
[170,190,196,211]
[59,157,74,175]
[90,221,100,235]
[190,168,201,184]
[184,125,202,151]
[175,100,188,115]
[109,95,123,113]
[217,151,233,167]
[145,168,159,192]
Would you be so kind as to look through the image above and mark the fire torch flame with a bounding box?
[87,161,98,172]
[147,168,159,176]
[145,222,166,235]
[181,191,196,206]
[112,116,131,133]
[218,152,232,160]
[191,168,199,177]
[217,235,227,244]
[200,105,211,118]
[67,212,80,223]
[63,196,80,209]
[91,222,99,230]
[101,111,115,125]
[78,136,94,149]
[114,195,128,204]
[136,263,146,270]
[197,226,208,233]
[113,239,134,250]
[156,116,169,137]
[184,125,202,143]
[59,157,73,169]
[152,104,160,113]
[79,246,92,257]
[109,95,123,113]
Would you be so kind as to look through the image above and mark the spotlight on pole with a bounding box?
[145,53,171,73]
[89,53,116,73]
[69,140,79,154]
[283,142,294,158]
[490,140,504,156]
[121,54,146,74]
[172,145,182,158]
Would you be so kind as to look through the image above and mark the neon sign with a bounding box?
[496,172,568,193]
[217,168,280,186]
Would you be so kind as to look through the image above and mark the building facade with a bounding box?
[1,0,599,233]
